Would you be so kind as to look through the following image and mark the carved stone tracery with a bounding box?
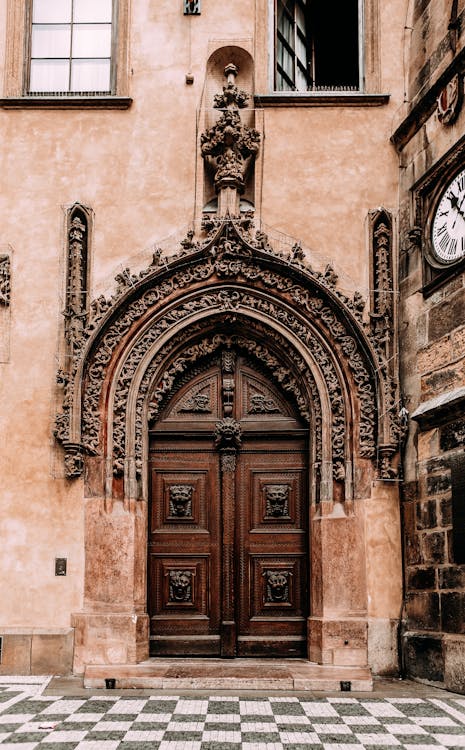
[63,205,90,353]
[369,209,399,478]
[54,209,395,485]
[0,255,11,307]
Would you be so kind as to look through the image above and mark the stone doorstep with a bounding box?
[84,659,373,692]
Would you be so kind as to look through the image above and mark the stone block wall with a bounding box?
[401,422,465,689]
[408,0,465,104]
[395,0,465,694]
[399,268,465,689]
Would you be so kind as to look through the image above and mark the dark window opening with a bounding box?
[451,453,465,565]
[275,0,360,92]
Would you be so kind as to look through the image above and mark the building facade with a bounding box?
[0,0,463,691]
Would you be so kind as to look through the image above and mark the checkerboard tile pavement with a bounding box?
[1,683,465,749]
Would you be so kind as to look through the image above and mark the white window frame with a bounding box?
[26,0,117,96]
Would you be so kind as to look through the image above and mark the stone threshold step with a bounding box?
[84,659,373,692]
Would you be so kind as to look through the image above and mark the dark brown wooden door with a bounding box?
[236,435,308,657]
[148,353,309,658]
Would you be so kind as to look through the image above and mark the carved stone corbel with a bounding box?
[377,444,397,480]
[63,442,85,479]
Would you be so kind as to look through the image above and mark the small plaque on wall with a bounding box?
[55,558,67,576]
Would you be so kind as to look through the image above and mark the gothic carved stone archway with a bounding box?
[56,214,402,672]
[56,216,399,485]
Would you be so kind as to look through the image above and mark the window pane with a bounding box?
[277,72,292,91]
[74,0,113,23]
[296,33,307,69]
[29,59,70,91]
[73,24,112,57]
[278,44,293,81]
[295,2,306,34]
[71,59,111,91]
[32,26,71,58]
[33,0,72,23]
[278,13,293,46]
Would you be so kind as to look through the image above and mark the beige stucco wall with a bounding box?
[0,0,406,661]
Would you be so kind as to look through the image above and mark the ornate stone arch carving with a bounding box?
[54,215,400,490]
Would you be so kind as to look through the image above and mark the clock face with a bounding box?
[431,168,465,263]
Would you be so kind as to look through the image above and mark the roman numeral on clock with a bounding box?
[435,223,448,237]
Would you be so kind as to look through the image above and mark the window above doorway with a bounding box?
[275,0,361,93]
[0,0,131,108]
[28,0,114,95]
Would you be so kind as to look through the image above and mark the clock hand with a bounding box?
[449,191,459,208]
[451,194,465,228]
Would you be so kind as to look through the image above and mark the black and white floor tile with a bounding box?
[1,679,465,749]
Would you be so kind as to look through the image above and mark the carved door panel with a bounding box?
[235,436,308,657]
[148,436,222,656]
[148,353,309,658]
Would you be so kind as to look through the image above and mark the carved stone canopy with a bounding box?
[54,212,400,492]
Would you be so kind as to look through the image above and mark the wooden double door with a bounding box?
[148,352,309,658]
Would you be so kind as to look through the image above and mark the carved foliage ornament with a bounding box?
[54,217,391,479]
[62,278,370,478]
[201,64,260,193]
[368,209,400,475]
